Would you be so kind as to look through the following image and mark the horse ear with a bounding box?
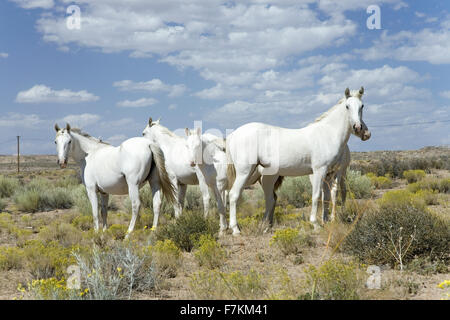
[196,127,201,136]
[66,123,71,132]
[359,86,364,96]
[54,123,60,132]
[185,128,190,136]
[148,117,153,126]
[345,88,350,99]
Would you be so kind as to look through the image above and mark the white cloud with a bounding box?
[0,53,8,58]
[358,24,450,64]
[116,98,158,108]
[106,134,128,146]
[10,0,54,9]
[0,113,43,128]
[113,79,186,97]
[16,84,99,104]
[440,91,450,99]
[62,113,101,128]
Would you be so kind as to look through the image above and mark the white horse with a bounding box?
[226,87,371,235]
[142,118,212,226]
[185,128,229,234]
[54,123,175,235]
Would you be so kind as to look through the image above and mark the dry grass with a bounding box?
[0,150,448,300]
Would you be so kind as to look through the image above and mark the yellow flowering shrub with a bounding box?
[403,170,426,184]
[193,234,226,269]
[152,239,182,277]
[270,227,312,256]
[302,259,362,300]
[438,280,450,300]
[19,278,87,300]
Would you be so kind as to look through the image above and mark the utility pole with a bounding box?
[17,136,20,173]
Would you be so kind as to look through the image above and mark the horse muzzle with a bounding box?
[361,130,371,141]
[57,159,68,169]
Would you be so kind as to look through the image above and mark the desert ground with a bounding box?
[0,147,448,300]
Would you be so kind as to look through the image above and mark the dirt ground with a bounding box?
[0,149,448,300]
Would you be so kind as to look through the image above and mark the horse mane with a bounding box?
[70,128,110,146]
[152,123,182,139]
[312,90,361,124]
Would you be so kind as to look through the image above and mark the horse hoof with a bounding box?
[232,229,241,237]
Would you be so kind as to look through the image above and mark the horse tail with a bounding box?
[226,144,236,191]
[149,143,176,205]
[274,176,285,192]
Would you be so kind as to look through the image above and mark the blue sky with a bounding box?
[0,0,449,154]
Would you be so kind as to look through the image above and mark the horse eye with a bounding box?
[346,105,349,110]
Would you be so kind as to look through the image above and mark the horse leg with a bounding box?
[261,175,279,231]
[340,172,347,205]
[229,164,257,236]
[86,186,100,232]
[126,181,141,237]
[213,185,227,236]
[310,167,327,226]
[100,193,109,231]
[150,175,162,229]
[197,175,211,218]
[178,183,187,213]
[330,176,339,222]
[322,176,333,223]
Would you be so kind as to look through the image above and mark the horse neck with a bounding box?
[153,127,186,154]
[69,132,103,163]
[320,103,352,146]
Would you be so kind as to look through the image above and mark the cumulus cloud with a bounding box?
[440,91,450,99]
[357,25,450,64]
[113,79,186,97]
[116,98,158,108]
[0,113,43,128]
[10,0,54,9]
[16,84,99,104]
[62,113,101,128]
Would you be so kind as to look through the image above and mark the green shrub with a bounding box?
[0,199,6,211]
[346,170,373,199]
[366,173,393,189]
[70,185,92,216]
[0,176,20,198]
[0,246,25,270]
[14,178,73,212]
[343,205,449,268]
[190,269,266,300]
[270,227,313,256]
[377,190,425,210]
[72,215,93,231]
[107,224,128,240]
[407,177,450,194]
[38,222,83,247]
[414,189,439,206]
[193,234,226,269]
[277,176,311,208]
[403,170,426,184]
[155,210,218,252]
[23,240,77,279]
[151,239,182,277]
[302,259,362,300]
